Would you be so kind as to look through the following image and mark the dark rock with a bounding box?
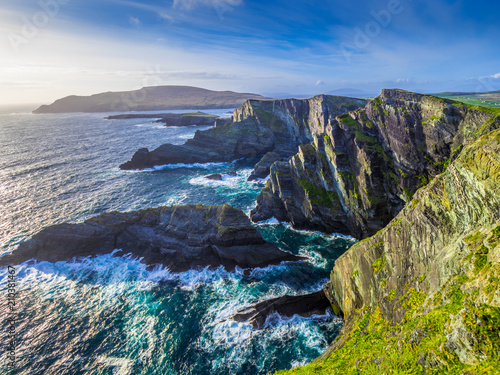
[231,290,332,329]
[0,205,302,272]
[325,128,500,323]
[247,152,286,181]
[214,117,233,128]
[205,174,223,181]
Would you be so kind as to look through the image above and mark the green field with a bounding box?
[434,90,500,108]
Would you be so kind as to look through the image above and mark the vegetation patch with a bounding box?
[295,178,339,207]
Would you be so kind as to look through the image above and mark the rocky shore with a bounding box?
[10,88,500,373]
[119,95,367,170]
[232,290,332,329]
[0,205,302,272]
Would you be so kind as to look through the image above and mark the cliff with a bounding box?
[32,86,268,113]
[0,205,301,272]
[276,125,500,373]
[251,89,500,239]
[120,95,367,170]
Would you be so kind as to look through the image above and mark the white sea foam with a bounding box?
[297,247,329,268]
[247,174,270,184]
[257,217,281,225]
[189,172,241,188]
[139,162,230,172]
[96,356,133,375]
[256,219,358,241]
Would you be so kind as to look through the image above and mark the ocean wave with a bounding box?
[0,253,294,290]
[256,220,357,241]
[247,174,270,184]
[137,162,230,172]
[133,120,162,127]
[263,308,339,328]
[189,173,241,187]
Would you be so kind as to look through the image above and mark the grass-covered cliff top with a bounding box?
[275,125,500,374]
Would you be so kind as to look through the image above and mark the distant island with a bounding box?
[32,85,269,114]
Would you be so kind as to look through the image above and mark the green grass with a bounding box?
[276,224,500,375]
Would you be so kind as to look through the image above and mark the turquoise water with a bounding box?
[0,110,354,374]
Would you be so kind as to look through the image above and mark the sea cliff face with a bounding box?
[275,113,500,374]
[252,89,500,239]
[119,95,366,170]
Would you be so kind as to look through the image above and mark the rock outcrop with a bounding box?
[252,89,500,239]
[119,95,367,170]
[0,205,302,272]
[232,290,332,328]
[276,128,500,374]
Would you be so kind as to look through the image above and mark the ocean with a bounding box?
[0,109,354,374]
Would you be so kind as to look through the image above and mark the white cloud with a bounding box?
[315,80,325,86]
[173,0,243,11]
[491,72,500,79]
[129,16,140,26]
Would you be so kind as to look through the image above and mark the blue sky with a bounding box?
[1,0,499,105]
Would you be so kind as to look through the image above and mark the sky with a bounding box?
[0,0,499,106]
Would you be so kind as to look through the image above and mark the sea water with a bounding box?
[0,109,354,374]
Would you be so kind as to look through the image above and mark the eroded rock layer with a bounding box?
[277,127,500,375]
[252,89,500,239]
[119,95,367,170]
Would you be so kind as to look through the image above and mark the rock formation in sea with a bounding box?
[119,95,367,170]
[0,205,302,272]
[232,290,332,329]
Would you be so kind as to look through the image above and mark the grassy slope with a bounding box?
[276,129,500,375]
[434,91,500,109]
[273,97,500,374]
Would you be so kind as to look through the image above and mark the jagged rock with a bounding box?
[0,205,302,272]
[252,89,500,239]
[247,152,287,181]
[119,95,367,170]
[231,290,331,329]
[214,117,233,127]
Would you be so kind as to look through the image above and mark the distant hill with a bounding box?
[433,90,500,108]
[33,86,269,114]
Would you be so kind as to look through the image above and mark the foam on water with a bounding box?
[189,172,242,188]
[139,162,230,172]
[133,120,162,128]
[247,174,270,184]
